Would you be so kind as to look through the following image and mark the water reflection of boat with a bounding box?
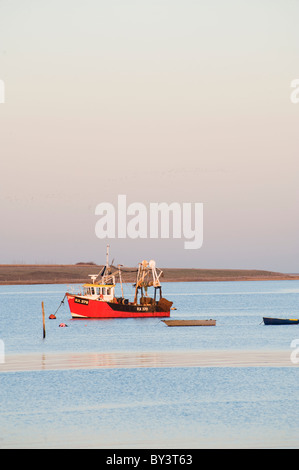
[66,246,173,319]
[263,317,299,325]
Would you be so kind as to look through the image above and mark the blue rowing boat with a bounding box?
[263,317,299,325]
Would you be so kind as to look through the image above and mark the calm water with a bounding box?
[1,280,299,448]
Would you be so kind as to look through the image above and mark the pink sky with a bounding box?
[0,0,298,271]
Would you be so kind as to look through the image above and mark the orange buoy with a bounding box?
[59,323,67,327]
[49,314,56,319]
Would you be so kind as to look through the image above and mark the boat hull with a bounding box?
[163,319,216,327]
[66,294,171,318]
[263,317,299,325]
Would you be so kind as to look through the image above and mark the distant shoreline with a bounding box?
[0,264,298,285]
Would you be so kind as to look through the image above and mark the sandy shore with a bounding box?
[1,349,297,372]
[0,264,298,285]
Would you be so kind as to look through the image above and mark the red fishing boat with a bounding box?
[66,246,173,319]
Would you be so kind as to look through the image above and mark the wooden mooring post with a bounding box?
[42,301,46,339]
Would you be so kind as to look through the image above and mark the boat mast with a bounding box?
[133,259,162,304]
[118,264,124,297]
[134,263,141,304]
[99,244,114,285]
[106,244,110,270]
[149,259,163,301]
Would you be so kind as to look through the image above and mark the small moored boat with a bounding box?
[162,319,216,327]
[263,317,299,325]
